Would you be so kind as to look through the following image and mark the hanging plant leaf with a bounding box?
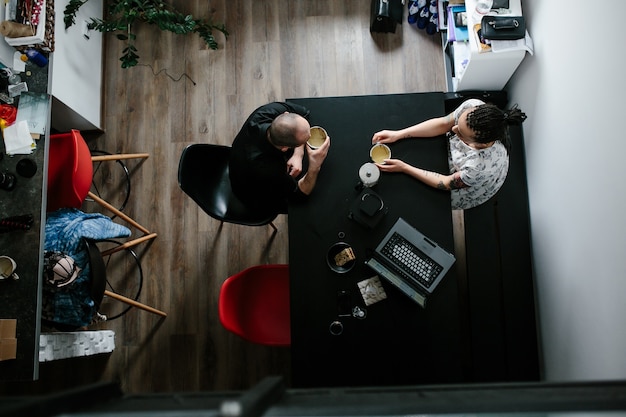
[121,44,139,68]
[63,0,228,68]
[64,0,88,29]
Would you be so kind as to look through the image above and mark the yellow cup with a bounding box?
[308,126,328,149]
[370,143,391,164]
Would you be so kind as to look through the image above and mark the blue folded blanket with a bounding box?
[42,208,131,328]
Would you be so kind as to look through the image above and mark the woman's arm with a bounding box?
[377,159,468,191]
[372,113,455,144]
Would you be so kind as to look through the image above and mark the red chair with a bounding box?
[47,129,93,212]
[47,130,157,253]
[218,264,290,347]
[46,130,165,318]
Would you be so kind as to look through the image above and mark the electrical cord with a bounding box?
[136,63,197,85]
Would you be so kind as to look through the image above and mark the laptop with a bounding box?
[365,218,456,308]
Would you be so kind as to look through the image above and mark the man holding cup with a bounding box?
[229,102,331,215]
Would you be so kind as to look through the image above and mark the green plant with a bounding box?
[64,0,228,68]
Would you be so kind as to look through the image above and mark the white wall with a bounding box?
[507,0,626,381]
[50,0,103,131]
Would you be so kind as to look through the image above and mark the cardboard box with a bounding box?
[0,319,17,361]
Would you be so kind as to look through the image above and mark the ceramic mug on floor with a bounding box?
[0,256,19,280]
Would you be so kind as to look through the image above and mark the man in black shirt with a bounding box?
[229,102,331,214]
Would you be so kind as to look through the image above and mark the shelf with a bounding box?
[441,0,527,92]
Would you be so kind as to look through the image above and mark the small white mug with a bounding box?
[0,256,19,281]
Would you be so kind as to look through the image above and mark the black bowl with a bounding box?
[16,158,37,178]
[326,242,355,273]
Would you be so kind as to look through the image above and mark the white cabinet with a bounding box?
[443,0,526,92]
[50,0,103,132]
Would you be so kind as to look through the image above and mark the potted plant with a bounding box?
[63,0,228,68]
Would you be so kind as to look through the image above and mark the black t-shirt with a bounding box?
[229,102,310,214]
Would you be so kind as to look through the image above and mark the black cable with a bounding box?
[136,63,197,85]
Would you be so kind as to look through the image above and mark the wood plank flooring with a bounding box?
[2,0,446,395]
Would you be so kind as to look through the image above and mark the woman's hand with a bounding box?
[375,158,408,173]
[371,130,401,145]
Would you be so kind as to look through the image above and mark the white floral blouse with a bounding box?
[448,99,509,210]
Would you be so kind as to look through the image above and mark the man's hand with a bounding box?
[286,152,303,178]
[297,136,331,195]
[307,136,331,171]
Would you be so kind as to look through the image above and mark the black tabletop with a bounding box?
[0,62,50,381]
[287,93,466,388]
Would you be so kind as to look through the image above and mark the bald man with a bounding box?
[229,102,330,215]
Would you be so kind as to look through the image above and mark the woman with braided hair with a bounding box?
[371,99,526,210]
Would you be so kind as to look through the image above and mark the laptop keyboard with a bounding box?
[381,232,443,288]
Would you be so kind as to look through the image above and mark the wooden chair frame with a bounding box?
[88,152,157,256]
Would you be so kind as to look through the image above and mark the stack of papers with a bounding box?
[2,92,50,155]
[491,31,535,55]
[3,120,35,155]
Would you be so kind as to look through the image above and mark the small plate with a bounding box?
[326,242,356,273]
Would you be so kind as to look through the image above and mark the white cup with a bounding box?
[0,256,19,280]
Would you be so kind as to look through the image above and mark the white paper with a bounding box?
[12,51,25,72]
[491,30,534,55]
[3,120,35,154]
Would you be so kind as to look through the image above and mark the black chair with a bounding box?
[42,239,166,331]
[84,238,167,319]
[177,144,278,230]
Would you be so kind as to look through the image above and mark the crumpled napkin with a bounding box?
[3,120,35,155]
[358,275,388,306]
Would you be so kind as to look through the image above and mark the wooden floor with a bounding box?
[2,0,446,396]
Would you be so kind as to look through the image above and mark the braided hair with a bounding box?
[466,103,527,153]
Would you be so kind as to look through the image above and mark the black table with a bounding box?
[287,93,467,388]
[0,63,50,380]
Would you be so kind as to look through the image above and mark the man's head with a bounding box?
[268,112,311,150]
